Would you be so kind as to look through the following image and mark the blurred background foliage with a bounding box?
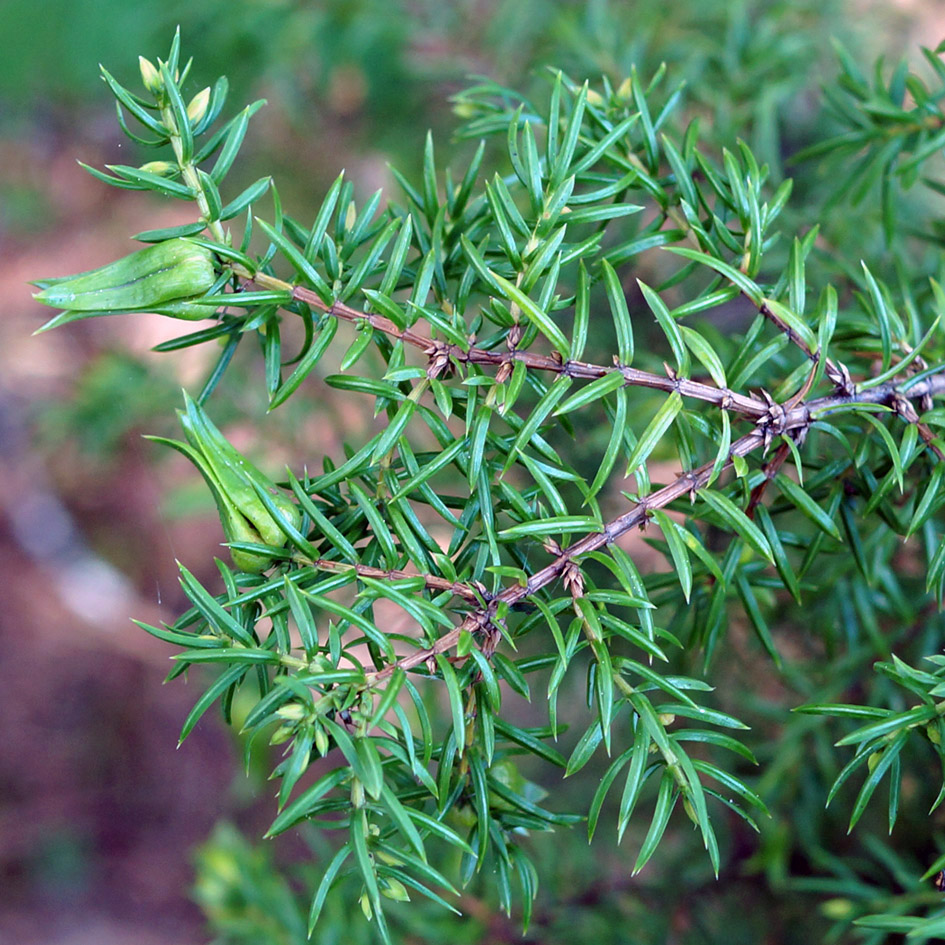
[4,1,945,944]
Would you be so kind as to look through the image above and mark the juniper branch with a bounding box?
[354,367,945,682]
[298,557,488,603]
[230,265,772,421]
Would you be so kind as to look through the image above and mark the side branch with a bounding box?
[302,557,487,603]
[237,266,945,427]
[227,265,945,679]
[504,373,945,609]
[499,426,770,610]
[233,266,769,421]
[363,428,774,683]
[365,370,945,678]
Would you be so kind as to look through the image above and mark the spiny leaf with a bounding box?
[698,489,774,564]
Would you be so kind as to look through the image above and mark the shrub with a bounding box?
[33,25,945,945]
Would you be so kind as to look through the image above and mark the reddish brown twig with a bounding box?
[225,265,945,678]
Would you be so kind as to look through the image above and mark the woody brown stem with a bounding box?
[302,557,487,603]
[232,265,773,420]
[365,366,945,678]
[747,442,791,518]
[228,264,945,677]
[892,391,945,461]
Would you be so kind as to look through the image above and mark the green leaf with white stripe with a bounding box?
[554,371,625,416]
[698,489,774,563]
[489,270,571,357]
[775,473,842,540]
[651,509,692,602]
[624,392,683,476]
[601,258,634,365]
[639,280,690,375]
[680,325,726,388]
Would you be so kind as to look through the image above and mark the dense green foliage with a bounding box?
[33,20,945,945]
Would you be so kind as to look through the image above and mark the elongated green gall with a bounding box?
[32,238,217,313]
[149,393,302,573]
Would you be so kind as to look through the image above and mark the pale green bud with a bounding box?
[380,878,410,902]
[821,898,854,920]
[139,56,163,94]
[186,87,211,125]
[138,160,177,177]
[276,704,305,721]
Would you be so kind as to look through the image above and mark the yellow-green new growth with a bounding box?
[147,392,301,573]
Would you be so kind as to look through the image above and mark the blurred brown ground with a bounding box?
[1,194,238,944]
